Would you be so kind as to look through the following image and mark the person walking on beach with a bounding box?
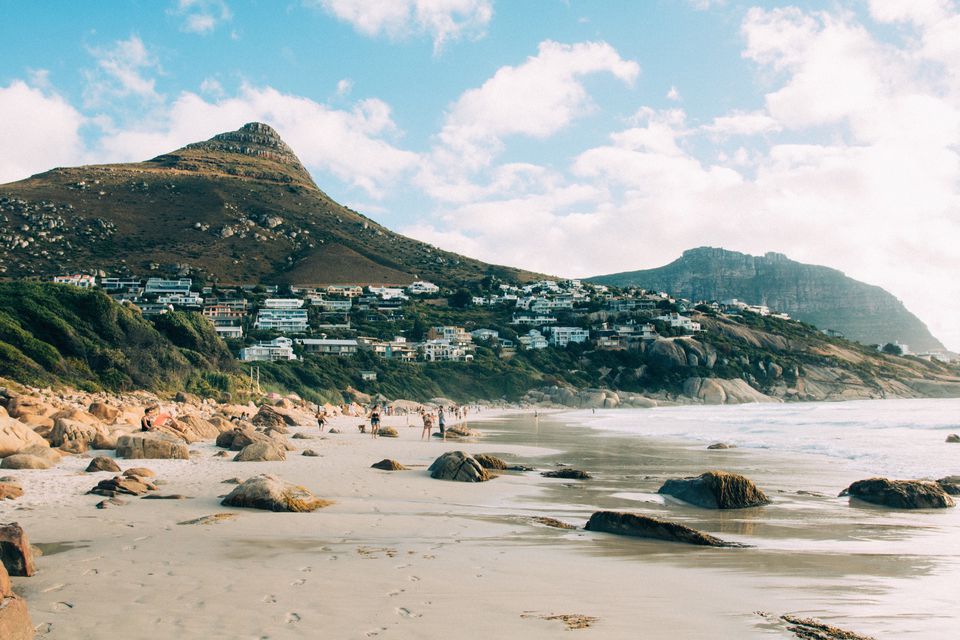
[315,407,326,432]
[421,411,434,440]
[437,407,446,436]
[370,406,381,438]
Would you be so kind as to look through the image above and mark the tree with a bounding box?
[449,288,472,308]
[881,342,903,356]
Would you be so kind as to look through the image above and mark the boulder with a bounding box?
[937,476,960,496]
[207,416,236,433]
[378,426,398,438]
[0,416,48,457]
[48,417,105,453]
[0,483,22,500]
[658,471,770,509]
[88,476,151,497]
[840,478,955,509]
[251,405,287,429]
[88,402,120,423]
[541,468,592,479]
[50,408,101,427]
[946,434,960,443]
[0,561,33,640]
[302,449,319,457]
[19,445,60,464]
[0,454,51,470]
[707,442,736,450]
[86,456,121,473]
[474,454,508,470]
[217,426,271,451]
[0,522,36,576]
[116,433,189,460]
[264,424,289,436]
[292,432,314,440]
[428,451,490,482]
[233,441,286,462]
[175,391,201,406]
[221,474,330,512]
[123,467,155,479]
[440,425,477,438]
[176,414,220,440]
[584,511,739,547]
[5,395,55,423]
[91,430,119,450]
[371,459,407,471]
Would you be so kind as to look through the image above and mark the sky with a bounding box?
[1,0,959,350]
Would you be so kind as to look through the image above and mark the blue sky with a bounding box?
[2,0,960,350]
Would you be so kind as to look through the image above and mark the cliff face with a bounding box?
[590,247,944,352]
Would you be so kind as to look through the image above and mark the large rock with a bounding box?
[0,523,36,576]
[88,476,151,497]
[86,456,121,473]
[682,377,776,405]
[585,511,739,546]
[92,430,120,450]
[371,459,407,471]
[840,478,955,509]
[48,417,105,453]
[658,471,770,509]
[175,414,221,440]
[19,445,60,464]
[428,451,490,482]
[5,395,56,423]
[0,416,48,457]
[542,469,592,479]
[946,434,960,443]
[217,426,271,451]
[378,426,399,438]
[0,454,51,470]
[116,433,189,460]
[937,476,960,496]
[474,454,508,470]
[233,441,286,462]
[221,474,329,512]
[88,402,120,423]
[251,405,287,429]
[207,416,237,433]
[0,483,23,500]
[0,561,33,640]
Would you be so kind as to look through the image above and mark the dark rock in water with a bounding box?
[658,471,770,509]
[946,433,960,443]
[0,522,36,576]
[474,454,508,470]
[937,476,960,496]
[221,474,330,512]
[584,511,741,547]
[532,516,577,530]
[779,614,876,640]
[541,469,592,480]
[840,478,955,509]
[707,442,735,450]
[88,475,151,497]
[371,459,407,471]
[85,456,121,473]
[428,451,490,482]
[142,494,191,500]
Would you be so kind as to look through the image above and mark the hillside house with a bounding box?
[655,312,702,333]
[263,298,304,309]
[255,308,309,333]
[240,337,296,362]
[53,274,97,288]
[518,329,549,350]
[145,278,192,295]
[407,281,439,295]
[427,326,473,346]
[547,326,590,347]
[297,338,359,356]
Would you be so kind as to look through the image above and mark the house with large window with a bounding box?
[546,326,590,347]
[297,338,359,355]
[255,308,309,333]
[239,337,297,361]
[145,278,192,295]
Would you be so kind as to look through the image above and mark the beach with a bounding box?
[3,400,960,639]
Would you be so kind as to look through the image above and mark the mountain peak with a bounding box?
[150,122,315,187]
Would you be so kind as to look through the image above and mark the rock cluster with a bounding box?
[428,451,490,482]
[840,478,955,509]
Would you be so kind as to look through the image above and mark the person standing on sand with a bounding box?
[315,408,326,432]
[370,406,381,438]
[421,411,434,440]
[437,407,446,436]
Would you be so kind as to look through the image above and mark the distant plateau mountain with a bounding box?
[589,247,944,352]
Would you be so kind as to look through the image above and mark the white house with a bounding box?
[53,274,97,288]
[297,338,359,355]
[239,337,297,361]
[420,339,473,362]
[263,298,305,309]
[518,329,548,350]
[157,293,204,307]
[511,314,558,326]
[547,326,590,347]
[255,308,309,333]
[427,326,473,346]
[407,281,440,295]
[470,329,500,343]
[368,286,408,300]
[214,325,244,339]
[145,278,192,295]
[655,313,702,333]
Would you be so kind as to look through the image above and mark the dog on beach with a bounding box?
[357,423,366,433]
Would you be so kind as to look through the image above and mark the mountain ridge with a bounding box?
[588,247,944,352]
[0,122,541,287]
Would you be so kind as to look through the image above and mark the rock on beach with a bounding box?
[116,433,189,460]
[584,511,741,547]
[840,478,955,509]
[428,451,490,482]
[221,474,330,512]
[658,471,770,509]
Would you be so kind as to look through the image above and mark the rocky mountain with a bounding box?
[589,247,944,352]
[0,122,539,287]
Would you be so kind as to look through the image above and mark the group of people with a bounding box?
[311,401,475,440]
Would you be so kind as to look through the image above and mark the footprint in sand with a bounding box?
[42,583,65,593]
[387,589,405,597]
[300,566,313,573]
[291,578,306,587]
[407,576,420,582]
[394,563,411,570]
[395,607,421,619]
[286,612,301,624]
[51,602,74,612]
[35,622,53,635]
[263,595,277,604]
[365,627,388,636]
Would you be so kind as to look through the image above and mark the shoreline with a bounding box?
[2,400,958,638]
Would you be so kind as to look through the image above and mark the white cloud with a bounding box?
[666,85,681,101]
[313,0,493,52]
[199,77,225,97]
[93,84,419,198]
[172,0,232,35]
[0,80,86,183]
[336,78,354,96]
[702,110,781,136]
[867,0,951,26]
[84,35,162,106]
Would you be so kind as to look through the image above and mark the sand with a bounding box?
[3,409,955,639]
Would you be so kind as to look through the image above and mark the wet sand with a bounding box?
[3,409,958,638]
